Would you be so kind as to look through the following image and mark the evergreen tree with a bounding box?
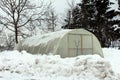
[62,10,73,29]
[94,0,110,47]
[106,1,120,43]
[63,0,120,47]
[63,0,110,47]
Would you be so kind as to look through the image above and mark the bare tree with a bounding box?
[74,40,80,56]
[0,0,51,44]
[67,0,77,10]
[44,2,58,32]
[62,0,77,29]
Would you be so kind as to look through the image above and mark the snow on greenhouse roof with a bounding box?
[23,30,71,46]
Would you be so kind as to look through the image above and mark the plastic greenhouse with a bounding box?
[16,29,103,57]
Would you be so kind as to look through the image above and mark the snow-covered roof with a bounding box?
[16,29,103,58]
[23,30,71,46]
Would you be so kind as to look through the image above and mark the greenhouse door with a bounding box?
[68,34,93,57]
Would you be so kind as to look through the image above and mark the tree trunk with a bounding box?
[15,25,18,44]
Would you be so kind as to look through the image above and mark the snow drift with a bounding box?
[0,50,120,80]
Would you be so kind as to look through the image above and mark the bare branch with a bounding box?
[0,0,56,43]
[67,0,77,10]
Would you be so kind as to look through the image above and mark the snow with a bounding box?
[107,0,120,12]
[0,48,120,80]
[112,25,120,31]
[23,30,71,46]
[103,48,120,73]
[112,15,120,21]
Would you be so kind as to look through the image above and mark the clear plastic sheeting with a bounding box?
[15,29,103,58]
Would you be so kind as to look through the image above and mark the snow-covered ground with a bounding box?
[0,48,120,80]
[103,48,120,74]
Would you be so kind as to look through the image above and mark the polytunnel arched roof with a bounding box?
[22,29,71,46]
[16,29,103,58]
[22,29,94,47]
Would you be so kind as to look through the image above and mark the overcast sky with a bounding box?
[45,0,81,14]
[45,0,118,14]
